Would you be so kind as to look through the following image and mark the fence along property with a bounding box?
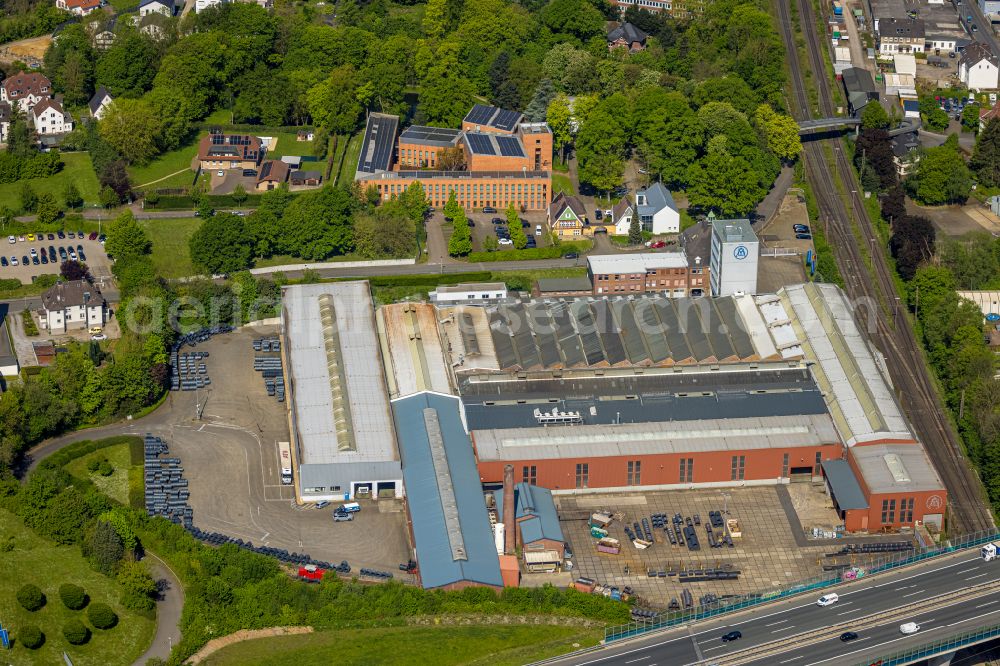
[604,528,1000,643]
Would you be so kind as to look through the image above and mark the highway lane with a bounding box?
[963,0,1000,57]
[742,589,1000,666]
[552,550,1000,665]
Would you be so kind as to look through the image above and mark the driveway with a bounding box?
[133,551,184,666]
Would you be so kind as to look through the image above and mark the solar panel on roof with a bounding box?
[493,109,521,131]
[467,134,496,155]
[496,136,524,157]
[465,104,495,125]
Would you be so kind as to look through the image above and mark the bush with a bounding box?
[59,583,88,610]
[62,619,90,645]
[16,584,45,611]
[17,625,44,649]
[98,460,114,477]
[87,602,118,629]
[87,458,102,473]
[0,278,20,291]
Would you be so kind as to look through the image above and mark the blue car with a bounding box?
[796,233,813,240]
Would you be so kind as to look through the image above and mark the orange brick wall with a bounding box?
[467,151,532,172]
[397,141,449,169]
[521,130,553,171]
[477,444,844,491]
[374,175,551,211]
[845,448,947,532]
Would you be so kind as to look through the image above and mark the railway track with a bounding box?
[776,0,994,534]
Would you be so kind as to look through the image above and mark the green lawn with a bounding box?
[268,132,312,159]
[129,138,201,189]
[337,131,364,187]
[0,509,155,666]
[202,625,601,666]
[139,217,200,278]
[551,173,574,196]
[64,443,131,505]
[0,153,100,209]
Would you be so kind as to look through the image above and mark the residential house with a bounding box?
[0,72,51,114]
[138,0,174,15]
[255,159,289,190]
[611,196,634,235]
[607,22,648,52]
[493,483,566,566]
[587,253,708,297]
[547,192,589,238]
[195,0,225,12]
[32,99,73,136]
[197,132,265,172]
[926,33,957,55]
[290,170,322,187]
[138,12,170,40]
[88,86,113,120]
[877,18,925,55]
[605,0,709,19]
[39,280,107,334]
[891,132,920,177]
[279,155,302,169]
[636,182,680,234]
[56,0,101,16]
[841,67,880,116]
[88,17,117,50]
[296,129,315,141]
[982,0,1000,15]
[960,42,1000,90]
[981,99,1000,130]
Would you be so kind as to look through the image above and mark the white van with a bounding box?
[338,502,361,513]
[816,593,839,606]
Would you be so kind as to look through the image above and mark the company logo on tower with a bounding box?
[733,245,748,260]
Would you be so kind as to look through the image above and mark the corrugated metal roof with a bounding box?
[587,253,688,275]
[822,459,869,510]
[473,413,839,462]
[284,282,397,465]
[850,443,945,494]
[494,483,564,545]
[393,392,503,589]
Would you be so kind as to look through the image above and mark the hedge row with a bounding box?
[465,242,588,263]
[193,123,316,133]
[147,193,269,210]
[365,272,493,288]
[42,436,143,472]
[127,438,145,510]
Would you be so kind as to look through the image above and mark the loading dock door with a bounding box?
[789,466,813,482]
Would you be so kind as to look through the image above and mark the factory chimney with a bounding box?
[503,464,516,555]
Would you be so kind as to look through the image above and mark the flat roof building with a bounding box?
[378,302,453,398]
[393,391,503,590]
[710,219,758,297]
[283,281,402,500]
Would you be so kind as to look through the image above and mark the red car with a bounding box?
[646,240,667,249]
[298,565,326,582]
[89,232,99,240]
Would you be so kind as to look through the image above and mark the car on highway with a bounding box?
[840,631,859,642]
[721,630,742,643]
[796,233,813,240]
[816,593,839,606]
[899,622,920,635]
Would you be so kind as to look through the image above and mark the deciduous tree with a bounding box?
[99,99,161,166]
[105,210,152,260]
[546,93,573,164]
[907,138,972,205]
[189,213,253,274]
[753,104,802,162]
[971,118,1000,187]
[860,102,890,130]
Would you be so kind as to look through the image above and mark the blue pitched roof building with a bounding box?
[494,482,565,549]
[392,391,503,590]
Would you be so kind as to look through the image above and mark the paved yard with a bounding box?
[909,200,1000,237]
[557,485,904,609]
[145,325,412,576]
[1,235,111,285]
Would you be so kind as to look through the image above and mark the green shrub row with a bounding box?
[465,241,589,263]
[43,436,142,472]
[364,272,493,288]
[149,193,269,210]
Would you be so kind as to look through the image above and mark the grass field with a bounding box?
[129,138,201,189]
[139,217,200,278]
[202,625,601,666]
[0,153,100,208]
[0,509,155,666]
[337,131,364,187]
[551,173,574,196]
[64,443,131,505]
[268,132,311,159]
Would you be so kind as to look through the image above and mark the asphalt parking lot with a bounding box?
[465,210,550,252]
[1,233,112,284]
[147,325,412,575]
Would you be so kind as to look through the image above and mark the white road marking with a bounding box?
[779,657,803,664]
[700,645,726,653]
[765,619,790,626]
[901,590,925,598]
[976,600,999,609]
[948,608,1000,627]
[837,608,865,616]
[965,572,991,581]
[771,625,797,633]
[623,658,649,664]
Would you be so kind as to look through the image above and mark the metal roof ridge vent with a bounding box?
[318,294,356,453]
[422,407,468,562]
[883,453,911,483]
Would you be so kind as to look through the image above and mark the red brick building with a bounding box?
[587,253,710,297]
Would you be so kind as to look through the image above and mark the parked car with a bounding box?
[67,231,75,239]
[98,234,106,244]
[0,256,7,266]
[564,252,579,259]
[48,246,56,260]
[793,224,810,233]
[26,233,35,242]
[482,206,497,214]
[595,209,603,220]
[78,249,87,262]
[31,255,38,265]
[57,231,65,239]
[721,630,742,643]
[796,233,813,240]
[21,255,28,266]
[498,238,514,246]
[47,233,55,240]
[645,240,667,249]
[526,236,536,247]
[7,236,13,244]
[29,248,36,256]
[315,501,330,509]
[40,254,47,264]
[89,232,98,240]
[491,217,504,225]
[333,511,353,522]
[91,333,107,341]
[9,256,17,266]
